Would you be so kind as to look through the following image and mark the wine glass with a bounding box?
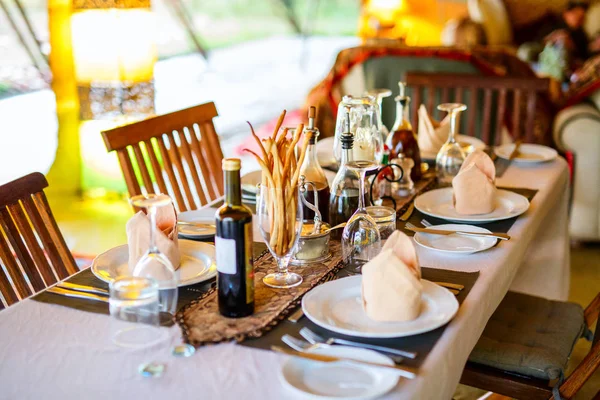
[435,103,467,186]
[257,185,304,288]
[130,194,178,321]
[341,160,382,274]
[365,88,392,140]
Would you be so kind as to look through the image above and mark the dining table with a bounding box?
[0,154,570,400]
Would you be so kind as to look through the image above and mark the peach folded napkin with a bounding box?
[452,150,497,215]
[417,104,451,154]
[361,230,422,322]
[126,205,181,272]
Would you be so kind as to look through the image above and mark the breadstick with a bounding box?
[271,110,287,141]
[247,122,269,163]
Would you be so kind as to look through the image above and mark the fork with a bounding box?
[282,334,405,364]
[421,219,433,227]
[299,327,417,359]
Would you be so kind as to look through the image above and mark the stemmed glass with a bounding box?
[365,88,392,140]
[435,103,468,186]
[257,185,304,288]
[130,194,178,320]
[341,160,382,274]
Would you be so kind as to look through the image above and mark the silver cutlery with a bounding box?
[406,222,510,241]
[47,286,109,302]
[421,219,433,227]
[399,202,415,222]
[282,334,405,364]
[57,281,108,296]
[271,345,417,379]
[287,307,305,323]
[300,327,417,359]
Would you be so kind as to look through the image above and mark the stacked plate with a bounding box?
[241,170,260,204]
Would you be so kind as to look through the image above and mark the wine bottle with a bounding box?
[216,158,254,318]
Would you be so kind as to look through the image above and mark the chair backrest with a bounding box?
[405,72,551,145]
[0,173,78,309]
[102,102,224,212]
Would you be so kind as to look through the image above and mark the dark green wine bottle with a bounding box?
[216,158,254,318]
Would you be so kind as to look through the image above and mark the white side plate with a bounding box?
[302,276,458,338]
[91,240,217,287]
[494,143,557,163]
[413,223,497,254]
[280,345,399,400]
[414,188,529,223]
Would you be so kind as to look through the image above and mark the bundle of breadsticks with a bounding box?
[243,110,312,256]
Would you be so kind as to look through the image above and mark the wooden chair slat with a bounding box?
[21,197,66,280]
[481,89,493,144]
[144,139,168,195]
[0,235,20,307]
[33,192,78,277]
[495,89,507,146]
[441,87,449,104]
[512,89,522,140]
[0,226,32,298]
[426,85,435,117]
[156,136,187,212]
[102,102,224,213]
[177,129,209,205]
[188,127,217,202]
[467,87,477,137]
[132,144,155,194]
[412,86,421,128]
[525,91,537,143]
[0,207,45,292]
[116,149,142,197]
[165,132,197,210]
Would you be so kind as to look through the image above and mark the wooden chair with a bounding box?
[405,72,551,145]
[102,102,225,212]
[0,172,78,309]
[461,291,600,399]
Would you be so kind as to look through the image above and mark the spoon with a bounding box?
[323,222,346,233]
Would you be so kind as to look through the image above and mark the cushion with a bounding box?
[468,0,513,45]
[469,291,585,380]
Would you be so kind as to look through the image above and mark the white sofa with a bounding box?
[554,90,600,241]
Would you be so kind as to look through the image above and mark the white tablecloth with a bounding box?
[0,158,570,400]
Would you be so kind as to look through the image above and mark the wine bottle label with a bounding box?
[215,236,237,274]
[244,222,254,304]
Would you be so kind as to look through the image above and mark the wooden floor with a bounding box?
[49,194,600,399]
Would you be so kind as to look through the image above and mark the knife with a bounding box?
[508,139,523,161]
[47,286,109,302]
[399,202,415,222]
[406,226,510,241]
[271,346,417,379]
[57,281,109,295]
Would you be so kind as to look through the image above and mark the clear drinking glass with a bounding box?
[435,103,468,186]
[109,276,166,348]
[257,185,304,288]
[333,95,383,165]
[365,88,392,140]
[341,160,382,274]
[130,194,178,321]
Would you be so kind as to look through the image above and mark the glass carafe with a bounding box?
[299,106,330,224]
[333,95,383,165]
[329,109,360,240]
[386,82,422,182]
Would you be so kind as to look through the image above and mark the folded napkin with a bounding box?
[417,104,451,154]
[452,150,497,215]
[126,205,181,273]
[361,231,423,322]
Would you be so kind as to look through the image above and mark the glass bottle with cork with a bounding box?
[386,81,422,182]
[215,158,254,318]
[299,106,330,224]
[329,107,360,239]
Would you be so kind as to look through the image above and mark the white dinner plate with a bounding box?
[302,276,458,338]
[413,223,497,254]
[178,209,217,239]
[280,345,398,400]
[241,170,262,194]
[421,135,486,160]
[414,188,530,223]
[494,143,557,163]
[91,240,217,287]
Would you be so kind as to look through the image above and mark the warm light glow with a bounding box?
[71,9,157,83]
